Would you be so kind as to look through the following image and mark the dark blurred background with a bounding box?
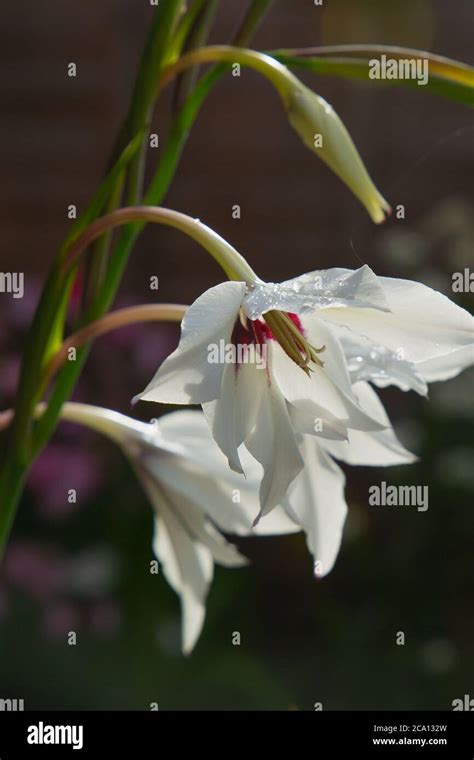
[0,0,473,709]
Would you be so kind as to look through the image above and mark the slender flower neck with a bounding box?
[62,206,259,285]
[161,45,292,98]
[42,303,187,391]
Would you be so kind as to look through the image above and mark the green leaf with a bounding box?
[171,0,220,112]
[31,1,276,457]
[270,45,474,107]
[233,0,275,46]
[168,0,208,63]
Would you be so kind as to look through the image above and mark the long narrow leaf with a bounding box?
[270,45,474,106]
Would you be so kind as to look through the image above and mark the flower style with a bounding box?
[55,403,298,654]
[134,265,474,522]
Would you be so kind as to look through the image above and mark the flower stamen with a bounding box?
[264,310,325,372]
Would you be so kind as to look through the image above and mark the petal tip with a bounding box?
[371,200,392,225]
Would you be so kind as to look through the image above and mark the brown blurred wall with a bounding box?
[1,0,473,307]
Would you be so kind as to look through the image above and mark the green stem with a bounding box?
[0,460,28,561]
[125,1,184,204]
[161,45,292,96]
[32,203,258,455]
[83,173,125,310]
[83,1,184,313]
[0,2,185,555]
[32,347,92,457]
[44,304,186,387]
[0,0,275,552]
[171,0,219,111]
[91,66,229,315]
[7,266,66,460]
[63,206,257,282]
[233,0,275,46]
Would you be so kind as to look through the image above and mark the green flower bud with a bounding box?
[282,76,391,223]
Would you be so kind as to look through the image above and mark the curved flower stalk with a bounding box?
[52,403,297,654]
[135,265,474,520]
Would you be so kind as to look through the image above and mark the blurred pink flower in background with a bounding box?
[42,601,82,639]
[2,541,122,640]
[0,354,21,400]
[131,325,179,377]
[89,600,122,637]
[4,278,41,331]
[28,443,104,518]
[4,541,64,600]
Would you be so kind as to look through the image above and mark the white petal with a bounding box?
[271,325,386,433]
[271,341,349,435]
[157,407,216,444]
[202,360,264,473]
[416,344,474,383]
[242,265,389,320]
[319,277,474,379]
[140,454,247,567]
[300,313,355,395]
[154,408,253,485]
[248,504,300,536]
[245,362,304,520]
[141,465,246,654]
[339,333,428,396]
[134,281,245,405]
[164,486,248,568]
[150,410,299,536]
[282,440,347,578]
[287,402,349,440]
[151,505,213,655]
[202,362,241,473]
[322,381,417,466]
[302,316,387,431]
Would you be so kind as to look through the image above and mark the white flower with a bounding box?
[134,265,473,521]
[56,403,297,654]
[134,266,393,520]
